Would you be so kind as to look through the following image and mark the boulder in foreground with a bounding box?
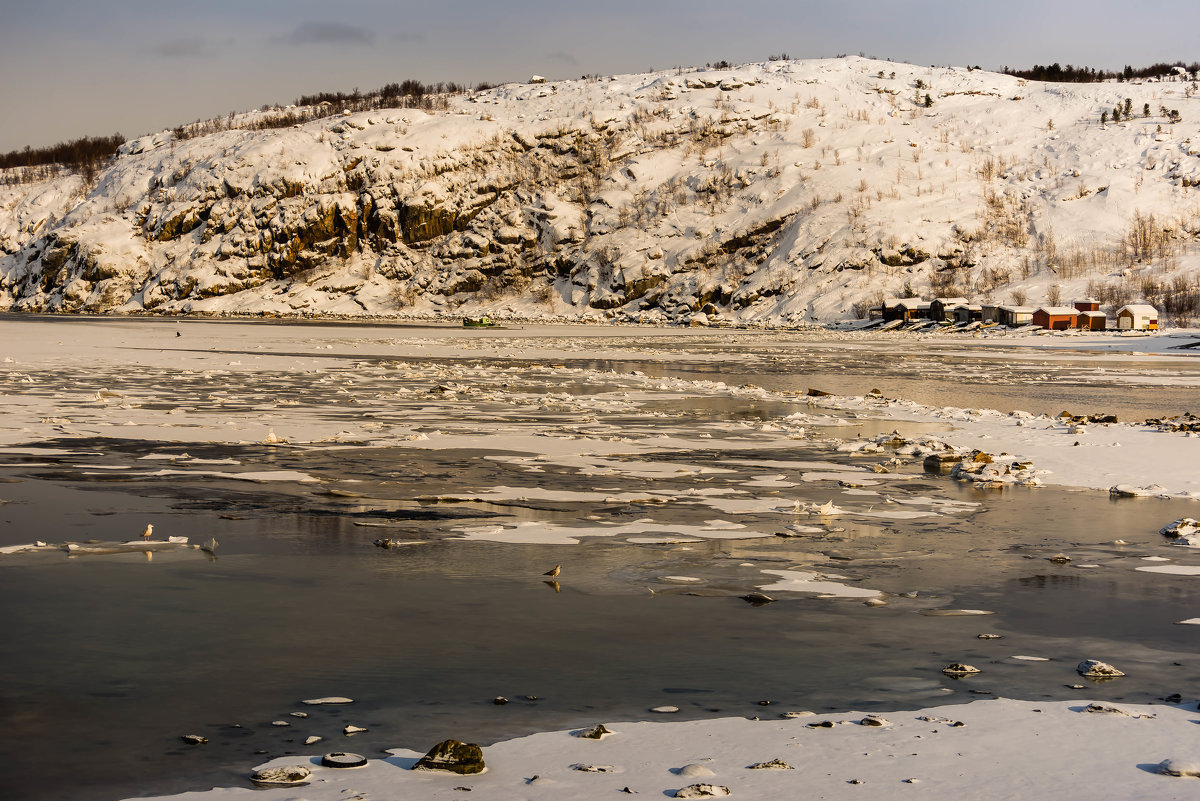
[249,765,311,785]
[414,739,486,774]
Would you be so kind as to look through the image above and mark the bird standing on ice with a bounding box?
[142,523,154,540]
[544,564,561,577]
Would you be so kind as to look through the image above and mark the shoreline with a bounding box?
[133,696,1200,801]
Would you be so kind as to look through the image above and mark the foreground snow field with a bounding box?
[136,699,1200,801]
[2,317,1198,801]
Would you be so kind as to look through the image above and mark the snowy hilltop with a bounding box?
[2,56,1199,325]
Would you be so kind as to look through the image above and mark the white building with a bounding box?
[1115,304,1159,331]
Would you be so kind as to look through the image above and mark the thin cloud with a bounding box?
[547,51,577,66]
[280,21,374,46]
[152,37,220,59]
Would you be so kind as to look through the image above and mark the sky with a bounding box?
[1,0,1198,152]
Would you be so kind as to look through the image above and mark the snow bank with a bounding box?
[130,698,1200,801]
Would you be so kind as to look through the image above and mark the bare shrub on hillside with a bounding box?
[1137,274,1200,324]
[1122,210,1175,264]
[851,291,884,319]
[1034,229,1058,272]
[981,189,1030,248]
[930,270,965,298]
[389,282,421,309]
[978,156,998,182]
[974,266,1011,295]
[1086,279,1132,310]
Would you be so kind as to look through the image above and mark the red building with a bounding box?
[1032,306,1079,330]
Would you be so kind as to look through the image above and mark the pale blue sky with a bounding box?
[1,0,1197,151]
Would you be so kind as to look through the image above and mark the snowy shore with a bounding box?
[138,698,1200,800]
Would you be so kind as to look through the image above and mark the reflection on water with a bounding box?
[2,442,1198,801]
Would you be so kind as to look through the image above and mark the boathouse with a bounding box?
[1077,311,1107,331]
[952,304,984,324]
[894,299,931,320]
[929,297,969,322]
[1116,304,1159,330]
[1033,306,1080,330]
[996,305,1035,327]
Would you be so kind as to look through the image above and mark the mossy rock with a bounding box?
[414,739,486,774]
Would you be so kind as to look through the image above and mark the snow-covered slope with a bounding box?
[3,57,1200,324]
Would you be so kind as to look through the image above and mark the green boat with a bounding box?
[462,316,496,328]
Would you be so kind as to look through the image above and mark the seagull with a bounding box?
[543,564,561,577]
[142,523,154,540]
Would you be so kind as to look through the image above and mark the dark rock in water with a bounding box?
[806,388,833,397]
[740,592,775,606]
[1159,518,1200,543]
[923,452,961,473]
[414,739,486,775]
[1048,554,1072,564]
[250,765,311,785]
[942,662,982,677]
[492,696,509,705]
[321,752,368,768]
[181,734,208,745]
[1077,659,1125,678]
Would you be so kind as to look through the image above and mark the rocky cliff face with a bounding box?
[3,57,1199,324]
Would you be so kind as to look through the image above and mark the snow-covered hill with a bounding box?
[3,56,1200,324]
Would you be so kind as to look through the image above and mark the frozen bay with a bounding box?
[1,317,1198,800]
